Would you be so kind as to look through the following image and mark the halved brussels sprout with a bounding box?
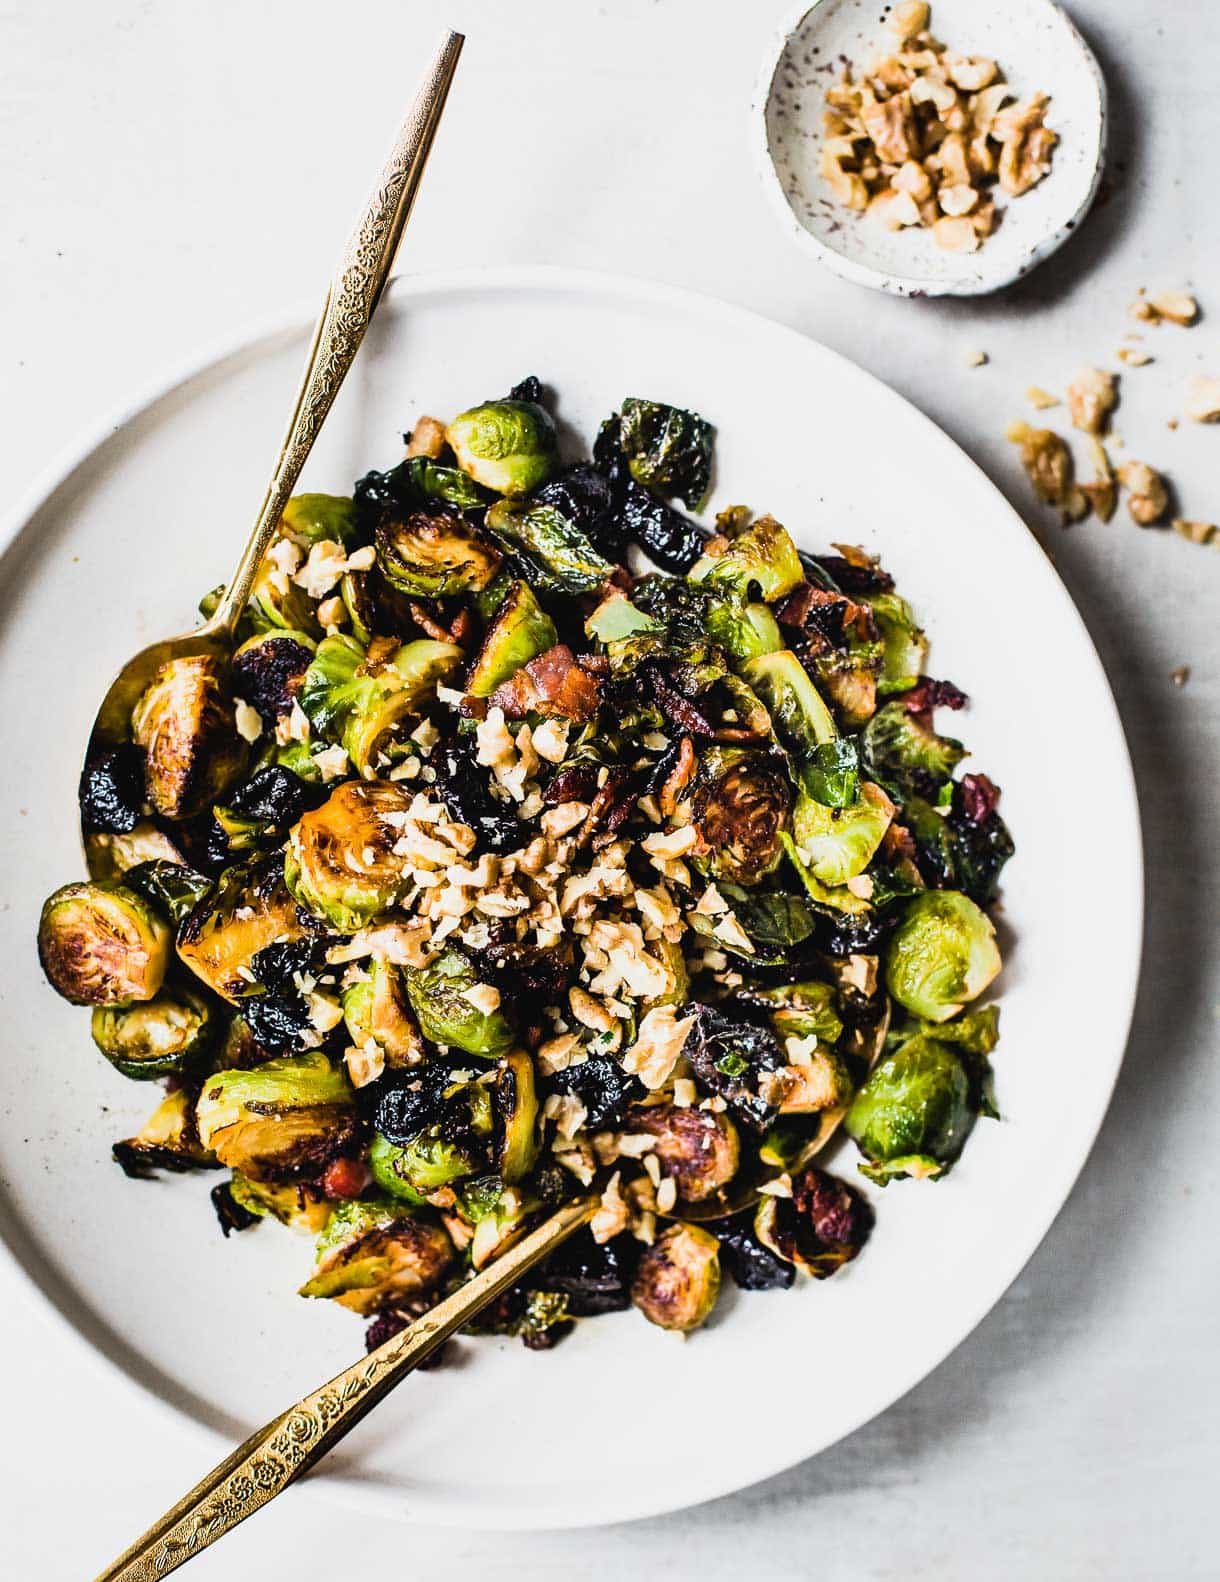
[885,891,1001,1022]
[446,398,558,497]
[485,499,614,596]
[228,1172,332,1233]
[630,1222,721,1332]
[405,948,515,1057]
[376,511,501,599]
[689,748,791,885]
[862,699,965,797]
[845,1034,975,1183]
[112,1087,216,1178]
[285,781,412,933]
[767,1045,854,1114]
[280,492,357,547]
[195,1049,357,1182]
[467,580,558,697]
[617,397,714,509]
[86,821,187,881]
[299,1198,454,1315]
[39,881,170,1006]
[742,979,844,1045]
[779,834,872,917]
[754,1165,872,1275]
[625,1103,740,1203]
[743,651,838,775]
[177,858,305,1001]
[705,598,783,663]
[367,1131,428,1202]
[341,958,423,1068]
[791,791,892,886]
[691,515,803,602]
[250,543,318,632]
[494,1048,540,1183]
[131,654,248,820]
[91,983,217,1080]
[584,591,658,644]
[867,592,927,695]
[231,629,316,723]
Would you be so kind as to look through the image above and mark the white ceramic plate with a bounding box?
[0,268,1141,1529]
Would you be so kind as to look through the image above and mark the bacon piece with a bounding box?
[491,643,602,722]
[903,677,968,722]
[646,666,714,737]
[321,1156,369,1200]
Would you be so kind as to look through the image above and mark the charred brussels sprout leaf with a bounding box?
[177,857,305,1001]
[485,499,614,596]
[231,630,316,722]
[299,1198,454,1315]
[533,464,617,554]
[342,958,423,1068]
[376,511,501,599]
[743,651,839,795]
[285,781,412,933]
[39,881,170,1006]
[690,750,791,886]
[714,882,822,953]
[685,1003,787,1129]
[631,1222,721,1332]
[738,979,844,1044]
[715,1214,795,1291]
[367,1132,429,1203]
[228,1172,332,1233]
[845,1034,976,1183]
[885,891,1001,1022]
[122,859,213,926]
[616,397,714,509]
[394,457,489,511]
[803,739,861,809]
[131,654,248,820]
[91,983,217,1080]
[585,590,658,643]
[195,1049,357,1182]
[791,792,891,885]
[867,592,927,695]
[624,1103,739,1203]
[467,579,558,697]
[112,1088,217,1178]
[79,744,145,834]
[754,1165,873,1275]
[404,947,515,1057]
[692,516,804,603]
[495,1049,540,1183]
[705,598,783,664]
[446,398,558,497]
[210,1180,261,1236]
[546,1054,633,1131]
[862,699,965,799]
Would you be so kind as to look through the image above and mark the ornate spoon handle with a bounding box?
[94,1197,596,1580]
[207,28,463,638]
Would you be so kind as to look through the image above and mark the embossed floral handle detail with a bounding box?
[95,1198,596,1580]
[205,28,464,640]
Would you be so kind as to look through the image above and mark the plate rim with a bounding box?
[0,263,1144,1530]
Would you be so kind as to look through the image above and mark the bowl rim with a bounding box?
[750,0,1109,297]
[0,263,1143,1530]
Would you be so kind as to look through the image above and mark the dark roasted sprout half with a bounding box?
[39,381,1013,1348]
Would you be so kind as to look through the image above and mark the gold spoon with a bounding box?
[81,28,464,845]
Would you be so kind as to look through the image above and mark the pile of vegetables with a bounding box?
[38,378,1013,1350]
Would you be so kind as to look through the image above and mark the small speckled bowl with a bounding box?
[754,0,1107,296]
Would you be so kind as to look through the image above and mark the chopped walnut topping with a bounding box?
[620,1005,695,1091]
[1172,519,1216,546]
[405,415,446,458]
[1025,386,1060,411]
[1185,376,1220,424]
[344,1044,385,1089]
[889,1,929,40]
[1146,292,1199,327]
[233,698,263,744]
[1170,666,1191,688]
[1007,422,1087,522]
[1066,368,1118,436]
[1116,347,1153,367]
[1117,461,1170,526]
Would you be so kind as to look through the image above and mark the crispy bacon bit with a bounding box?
[491,644,602,723]
[881,820,918,863]
[458,694,488,721]
[321,1156,369,1200]
[577,766,637,848]
[646,666,714,738]
[903,678,968,720]
[408,601,474,646]
[958,772,1000,825]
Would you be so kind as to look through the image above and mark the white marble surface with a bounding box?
[2,1,1217,1577]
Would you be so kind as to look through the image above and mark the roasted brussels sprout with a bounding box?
[867,592,927,695]
[91,982,217,1080]
[299,1198,454,1315]
[38,881,170,1006]
[467,579,558,697]
[131,654,248,820]
[195,1049,357,1182]
[791,792,891,886]
[862,698,965,798]
[845,1034,976,1183]
[79,743,144,834]
[299,634,461,777]
[376,511,501,599]
[688,749,791,886]
[228,1172,332,1233]
[631,1222,721,1332]
[231,629,316,722]
[404,948,515,1057]
[614,397,714,509]
[743,650,839,791]
[177,857,305,1000]
[280,492,357,547]
[754,1165,873,1276]
[740,979,844,1044]
[585,590,658,644]
[485,499,614,596]
[705,597,783,663]
[885,891,1001,1022]
[341,958,423,1068]
[85,820,188,881]
[367,1131,428,1203]
[123,859,214,926]
[369,1062,497,1191]
[445,397,558,497]
[495,1048,540,1183]
[285,780,412,932]
[692,515,803,602]
[112,1087,217,1178]
[625,1103,739,1203]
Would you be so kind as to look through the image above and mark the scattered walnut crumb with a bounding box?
[1170,666,1191,688]
[1007,421,1087,522]
[964,348,988,368]
[1172,519,1216,546]
[1185,376,1220,424]
[1080,436,1117,523]
[1117,461,1170,526]
[1146,292,1199,327]
[1116,347,1153,367]
[1066,368,1118,436]
[1025,386,1060,411]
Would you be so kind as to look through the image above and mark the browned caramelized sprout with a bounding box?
[625,1103,740,1203]
[131,653,248,819]
[195,1050,358,1182]
[38,881,170,1006]
[631,1222,721,1331]
[299,1199,454,1315]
